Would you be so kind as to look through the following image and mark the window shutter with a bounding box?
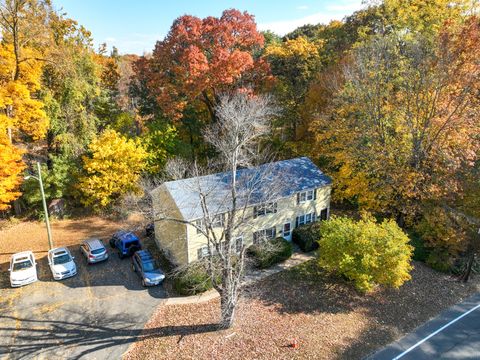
[314,188,317,200]
[295,216,299,227]
[296,193,300,205]
[312,212,316,222]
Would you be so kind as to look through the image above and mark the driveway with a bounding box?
[0,245,166,360]
[368,292,480,360]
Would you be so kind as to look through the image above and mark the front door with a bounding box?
[282,222,292,241]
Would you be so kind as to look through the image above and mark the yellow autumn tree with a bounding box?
[0,129,25,210]
[0,41,46,209]
[263,37,321,141]
[318,215,413,293]
[78,129,147,209]
[0,43,48,140]
[0,0,53,141]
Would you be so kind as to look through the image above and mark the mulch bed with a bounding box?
[125,260,480,360]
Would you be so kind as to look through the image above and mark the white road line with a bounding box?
[393,302,480,360]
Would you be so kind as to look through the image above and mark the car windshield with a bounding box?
[142,261,157,272]
[12,259,32,271]
[53,253,71,265]
[91,248,105,255]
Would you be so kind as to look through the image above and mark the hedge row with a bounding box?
[292,222,321,252]
[172,261,216,296]
[247,237,293,269]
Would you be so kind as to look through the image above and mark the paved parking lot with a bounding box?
[0,245,166,360]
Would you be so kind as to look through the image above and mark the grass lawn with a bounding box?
[125,260,480,360]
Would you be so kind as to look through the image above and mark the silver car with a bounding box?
[48,247,77,280]
[80,238,108,264]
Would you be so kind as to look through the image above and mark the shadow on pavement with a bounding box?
[0,314,218,360]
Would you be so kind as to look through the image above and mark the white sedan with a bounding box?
[48,247,77,280]
[9,251,38,287]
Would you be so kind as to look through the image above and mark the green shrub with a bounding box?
[408,233,430,262]
[292,222,321,252]
[426,248,454,273]
[318,214,413,293]
[173,261,214,296]
[247,237,293,269]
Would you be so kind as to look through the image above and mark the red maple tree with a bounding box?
[139,9,272,122]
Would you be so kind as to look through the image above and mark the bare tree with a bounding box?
[148,93,280,328]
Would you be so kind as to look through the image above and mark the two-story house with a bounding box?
[151,157,332,265]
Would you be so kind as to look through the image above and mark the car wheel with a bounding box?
[109,239,115,248]
[118,252,124,259]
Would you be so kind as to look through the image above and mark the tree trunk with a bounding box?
[202,91,216,123]
[13,199,22,216]
[219,289,236,329]
[461,252,475,283]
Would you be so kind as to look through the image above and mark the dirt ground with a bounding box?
[124,260,480,360]
[0,215,143,263]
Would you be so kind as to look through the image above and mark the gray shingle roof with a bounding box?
[161,157,332,221]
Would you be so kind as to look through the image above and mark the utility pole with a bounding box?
[25,162,54,250]
[37,162,53,250]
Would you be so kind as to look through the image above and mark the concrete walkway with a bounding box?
[163,251,315,306]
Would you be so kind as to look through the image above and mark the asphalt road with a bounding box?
[368,292,480,360]
[0,245,166,360]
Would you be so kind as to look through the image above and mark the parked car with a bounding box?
[109,231,142,258]
[9,251,38,288]
[132,250,165,287]
[80,238,108,264]
[48,247,77,280]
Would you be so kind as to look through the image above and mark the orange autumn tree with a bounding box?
[142,9,271,123]
[310,17,480,224]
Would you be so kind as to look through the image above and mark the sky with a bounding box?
[53,0,364,55]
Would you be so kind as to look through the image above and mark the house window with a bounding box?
[253,202,277,218]
[253,227,277,244]
[195,219,205,234]
[195,214,224,234]
[212,214,224,228]
[298,215,305,226]
[297,190,315,204]
[295,212,316,227]
[305,213,312,223]
[197,245,209,259]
